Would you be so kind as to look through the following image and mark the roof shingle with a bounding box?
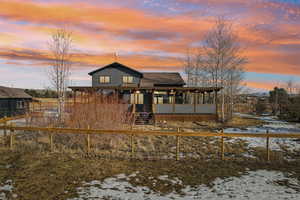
[0,86,32,99]
[140,72,185,87]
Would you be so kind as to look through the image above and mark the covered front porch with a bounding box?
[69,86,222,122]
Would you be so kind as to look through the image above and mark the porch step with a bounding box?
[135,112,154,125]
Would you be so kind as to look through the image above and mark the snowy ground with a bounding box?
[0,179,14,200]
[70,170,300,200]
[224,114,300,152]
[0,118,27,136]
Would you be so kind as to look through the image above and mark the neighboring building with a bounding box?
[0,86,33,118]
[234,93,271,114]
[69,62,222,123]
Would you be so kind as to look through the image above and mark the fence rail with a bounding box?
[1,125,300,139]
[0,116,300,162]
[0,115,25,124]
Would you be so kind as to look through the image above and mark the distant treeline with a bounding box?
[24,89,73,98]
[25,89,58,98]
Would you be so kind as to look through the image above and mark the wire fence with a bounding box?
[1,116,300,162]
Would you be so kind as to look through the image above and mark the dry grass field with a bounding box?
[1,113,300,199]
[0,149,300,200]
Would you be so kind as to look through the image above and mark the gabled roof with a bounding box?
[87,62,185,87]
[0,86,32,99]
[88,62,143,77]
[140,72,185,87]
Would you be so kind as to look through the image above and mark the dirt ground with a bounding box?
[135,115,264,132]
[1,115,299,199]
[0,150,300,200]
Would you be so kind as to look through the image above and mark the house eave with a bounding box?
[69,86,222,92]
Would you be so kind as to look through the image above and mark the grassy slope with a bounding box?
[0,150,300,200]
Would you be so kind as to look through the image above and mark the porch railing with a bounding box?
[153,104,216,114]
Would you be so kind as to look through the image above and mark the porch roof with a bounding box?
[69,86,222,93]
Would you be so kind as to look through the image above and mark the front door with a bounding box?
[132,93,152,113]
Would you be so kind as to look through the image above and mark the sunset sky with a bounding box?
[0,0,300,92]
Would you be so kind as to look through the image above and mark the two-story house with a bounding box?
[69,62,222,124]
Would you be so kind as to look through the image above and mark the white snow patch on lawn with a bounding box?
[224,114,300,151]
[158,175,182,185]
[70,170,300,200]
[0,180,14,200]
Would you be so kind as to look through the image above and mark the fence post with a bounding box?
[176,128,180,161]
[220,129,225,160]
[1,118,7,147]
[4,118,7,137]
[130,134,134,158]
[266,129,270,162]
[87,125,91,154]
[9,124,14,150]
[49,127,54,152]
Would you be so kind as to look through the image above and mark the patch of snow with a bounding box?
[158,175,182,185]
[0,180,13,192]
[241,152,256,159]
[128,171,139,179]
[5,118,27,127]
[0,130,7,136]
[70,170,300,200]
[225,114,300,151]
[225,130,299,151]
[0,180,14,200]
[5,165,11,169]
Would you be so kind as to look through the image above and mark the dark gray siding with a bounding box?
[0,99,30,118]
[92,67,141,87]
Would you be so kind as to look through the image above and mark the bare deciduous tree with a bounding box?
[183,49,195,87]
[48,28,73,122]
[183,17,247,122]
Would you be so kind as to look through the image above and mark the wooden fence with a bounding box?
[0,115,25,124]
[0,116,300,161]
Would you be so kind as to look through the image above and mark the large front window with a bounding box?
[123,76,133,84]
[153,91,175,104]
[130,93,143,104]
[99,76,110,83]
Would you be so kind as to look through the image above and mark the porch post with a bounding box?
[132,90,136,114]
[193,92,196,113]
[100,89,103,103]
[172,91,176,113]
[202,92,205,104]
[152,90,155,113]
[73,90,77,105]
[215,89,219,120]
[87,90,90,104]
[93,89,97,107]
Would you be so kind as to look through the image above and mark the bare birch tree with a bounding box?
[183,49,195,86]
[48,28,73,122]
[183,17,247,121]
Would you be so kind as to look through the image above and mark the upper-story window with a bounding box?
[99,76,110,83]
[123,76,133,84]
